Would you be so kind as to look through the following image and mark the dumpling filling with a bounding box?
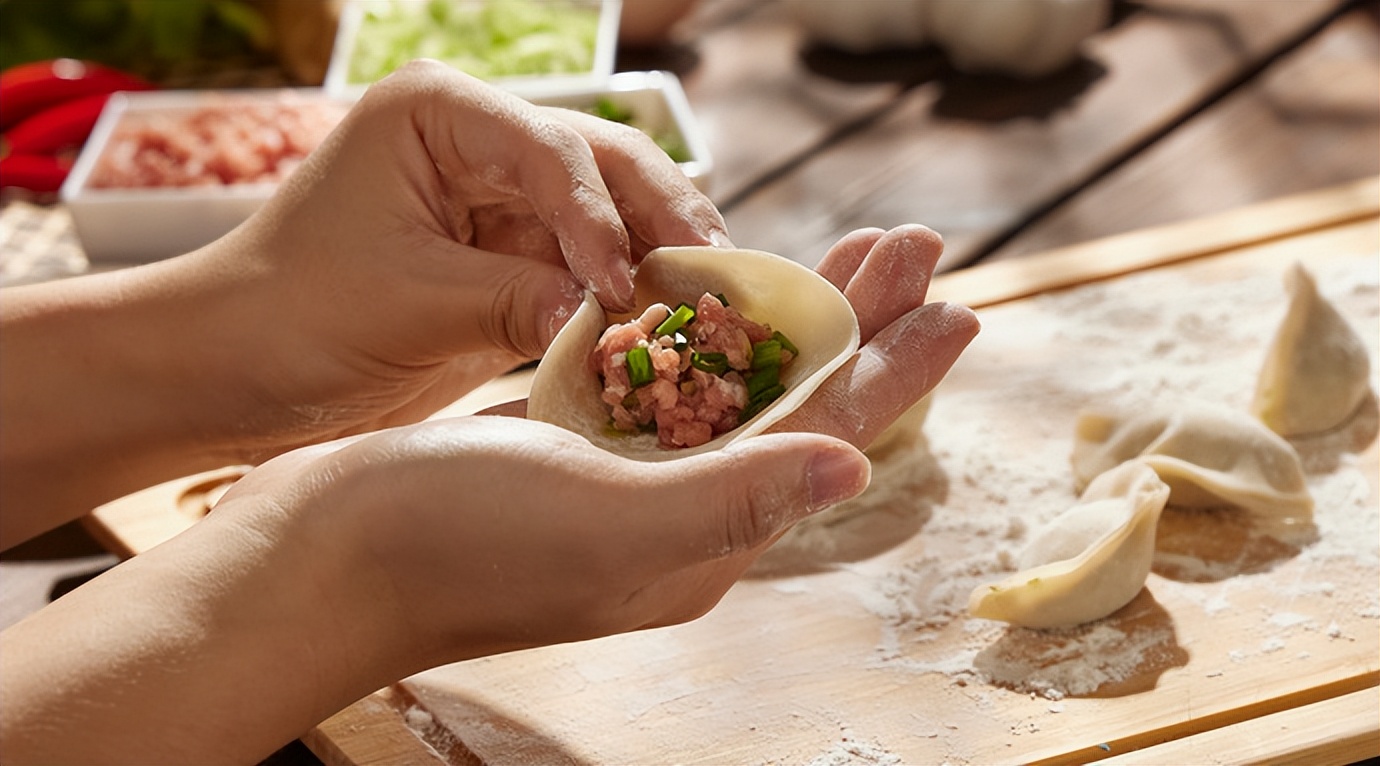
[591,292,798,448]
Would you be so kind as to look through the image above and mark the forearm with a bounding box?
[0,253,255,547]
[0,498,412,765]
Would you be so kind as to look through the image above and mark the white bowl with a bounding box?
[60,88,350,263]
[60,72,710,264]
[325,0,622,100]
[529,70,712,193]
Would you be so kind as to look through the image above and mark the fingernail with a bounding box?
[709,229,735,249]
[605,271,636,313]
[807,447,870,512]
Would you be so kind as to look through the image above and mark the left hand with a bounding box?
[768,224,978,449]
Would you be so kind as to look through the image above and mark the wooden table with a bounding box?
[2,0,1377,763]
[658,0,1379,272]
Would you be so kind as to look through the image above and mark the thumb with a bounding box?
[466,252,586,359]
[640,434,872,565]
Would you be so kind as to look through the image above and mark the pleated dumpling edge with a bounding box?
[968,460,1170,630]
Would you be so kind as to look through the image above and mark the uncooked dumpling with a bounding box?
[527,246,859,461]
[968,460,1170,629]
[1253,262,1372,437]
[1071,400,1313,529]
[864,395,931,457]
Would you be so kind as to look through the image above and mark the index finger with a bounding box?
[405,63,638,310]
[548,108,731,260]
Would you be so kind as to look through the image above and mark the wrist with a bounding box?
[0,476,421,763]
[0,258,252,542]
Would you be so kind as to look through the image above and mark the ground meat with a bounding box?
[691,292,772,370]
[87,96,348,189]
[591,294,793,449]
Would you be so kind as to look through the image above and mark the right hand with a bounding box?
[175,61,730,464]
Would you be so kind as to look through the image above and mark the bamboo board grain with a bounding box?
[84,179,1380,764]
[1099,687,1380,765]
[388,211,1379,766]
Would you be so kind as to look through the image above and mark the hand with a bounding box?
[487,225,980,449]
[191,60,729,460]
[0,416,870,764]
[768,224,979,448]
[227,417,868,662]
[0,61,730,545]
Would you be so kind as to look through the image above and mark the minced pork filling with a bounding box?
[591,292,798,448]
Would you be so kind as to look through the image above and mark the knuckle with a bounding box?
[528,118,593,162]
[720,475,799,554]
[484,272,539,358]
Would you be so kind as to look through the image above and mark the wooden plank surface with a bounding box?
[657,0,908,203]
[3,3,1377,763]
[78,180,1380,766]
[324,183,1379,765]
[929,175,1379,308]
[303,687,457,766]
[703,0,1371,271]
[1098,686,1380,765]
[992,4,1380,263]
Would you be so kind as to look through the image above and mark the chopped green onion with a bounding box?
[625,346,655,387]
[739,383,786,423]
[745,365,780,400]
[592,97,634,124]
[771,330,798,357]
[750,339,781,370]
[655,303,696,336]
[714,292,730,306]
[691,351,729,375]
[753,383,787,405]
[672,332,689,352]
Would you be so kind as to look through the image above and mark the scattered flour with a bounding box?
[804,735,903,766]
[397,252,1379,762]
[831,254,1379,698]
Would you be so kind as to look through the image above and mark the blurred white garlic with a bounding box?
[784,0,1111,79]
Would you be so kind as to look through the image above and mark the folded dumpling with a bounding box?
[863,395,932,458]
[528,246,860,461]
[968,460,1170,629]
[1253,262,1372,437]
[1071,400,1313,528]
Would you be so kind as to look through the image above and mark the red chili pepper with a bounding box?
[2,92,112,156]
[0,153,74,192]
[0,59,152,131]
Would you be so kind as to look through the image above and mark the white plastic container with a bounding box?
[529,70,713,193]
[60,72,711,263]
[325,0,622,99]
[60,88,350,263]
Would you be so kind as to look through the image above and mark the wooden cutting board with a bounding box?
[88,177,1380,765]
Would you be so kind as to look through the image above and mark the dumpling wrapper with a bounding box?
[968,460,1170,629]
[1071,399,1313,530]
[527,246,860,461]
[1253,262,1372,437]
